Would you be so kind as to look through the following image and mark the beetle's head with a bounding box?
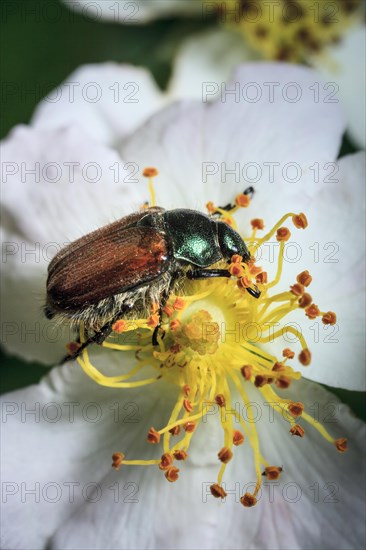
[216,221,250,263]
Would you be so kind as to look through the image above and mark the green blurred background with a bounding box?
[0,0,364,421]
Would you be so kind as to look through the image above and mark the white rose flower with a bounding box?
[1,62,365,549]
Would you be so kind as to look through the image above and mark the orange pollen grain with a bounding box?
[254,375,269,388]
[275,376,291,389]
[322,311,337,325]
[231,254,243,264]
[183,399,193,413]
[299,293,312,308]
[290,283,304,296]
[305,304,320,320]
[111,452,124,470]
[292,213,308,229]
[235,193,250,207]
[66,341,82,355]
[163,305,174,318]
[249,264,263,277]
[143,167,158,178]
[183,384,191,397]
[272,362,286,372]
[240,493,257,507]
[159,453,173,470]
[147,427,161,444]
[335,438,348,453]
[297,270,312,287]
[215,394,226,407]
[264,466,283,480]
[184,421,196,433]
[173,450,188,461]
[229,263,244,278]
[206,201,215,213]
[111,320,127,334]
[165,466,180,482]
[276,227,291,242]
[237,276,252,290]
[241,365,253,380]
[233,430,245,446]
[147,314,160,328]
[169,319,181,331]
[288,402,304,417]
[210,484,228,499]
[170,343,181,354]
[169,425,181,436]
[282,348,295,359]
[299,348,312,366]
[251,218,264,230]
[290,424,305,437]
[173,297,186,311]
[256,271,268,285]
[218,447,233,464]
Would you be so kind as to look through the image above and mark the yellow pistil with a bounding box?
[75,174,346,510]
[222,0,364,62]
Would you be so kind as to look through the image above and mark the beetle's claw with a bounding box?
[246,285,261,299]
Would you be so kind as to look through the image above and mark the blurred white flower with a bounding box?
[1,62,365,549]
[61,0,205,23]
[61,0,366,146]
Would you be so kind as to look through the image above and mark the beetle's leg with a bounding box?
[62,304,134,363]
[152,272,180,346]
[187,269,261,298]
[61,321,114,363]
[186,269,231,279]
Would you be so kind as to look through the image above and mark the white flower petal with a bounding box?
[0,354,173,549]
[61,0,204,24]
[309,25,366,148]
[0,125,143,363]
[121,63,345,220]
[169,28,257,100]
[3,360,363,549]
[32,63,165,147]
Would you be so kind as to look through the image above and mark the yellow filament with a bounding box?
[259,326,307,350]
[217,376,235,485]
[228,370,263,495]
[148,177,156,207]
[78,352,161,388]
[302,412,336,444]
[267,241,285,288]
[255,213,294,246]
[102,342,142,351]
[163,394,184,455]
[122,460,160,466]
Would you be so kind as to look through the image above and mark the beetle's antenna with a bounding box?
[143,167,159,207]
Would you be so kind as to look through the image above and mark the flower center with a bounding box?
[75,170,347,508]
[222,0,363,61]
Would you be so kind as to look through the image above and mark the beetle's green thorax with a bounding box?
[163,210,222,268]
